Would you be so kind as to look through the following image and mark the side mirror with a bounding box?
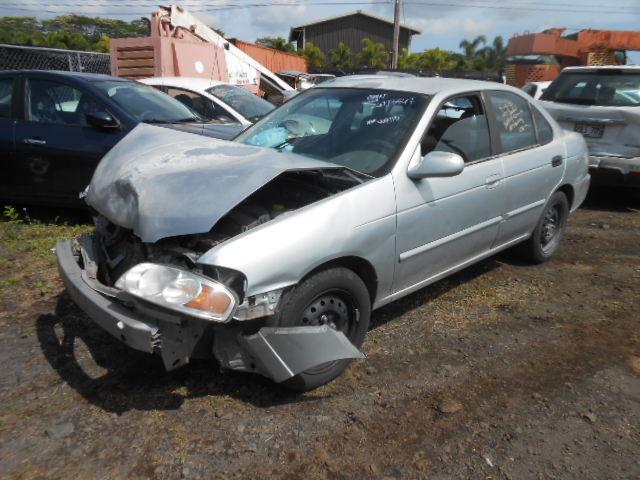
[407,151,465,179]
[86,111,119,130]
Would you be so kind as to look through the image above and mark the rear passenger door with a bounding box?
[13,76,126,205]
[485,91,565,246]
[0,76,17,200]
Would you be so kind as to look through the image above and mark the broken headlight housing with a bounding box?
[115,263,237,322]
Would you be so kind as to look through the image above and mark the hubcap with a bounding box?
[541,205,560,248]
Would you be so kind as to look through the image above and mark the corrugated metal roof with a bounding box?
[290,10,421,35]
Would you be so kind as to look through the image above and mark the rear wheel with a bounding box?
[275,267,371,391]
[516,191,569,264]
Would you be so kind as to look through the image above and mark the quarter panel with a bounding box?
[197,175,397,302]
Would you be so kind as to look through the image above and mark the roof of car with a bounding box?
[0,70,127,82]
[319,75,517,96]
[140,76,228,90]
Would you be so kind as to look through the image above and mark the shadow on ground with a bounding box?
[37,256,504,414]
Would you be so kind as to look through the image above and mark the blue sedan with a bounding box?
[0,70,243,207]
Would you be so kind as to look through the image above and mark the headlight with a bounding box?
[115,263,237,322]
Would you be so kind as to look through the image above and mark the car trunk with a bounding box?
[541,101,640,158]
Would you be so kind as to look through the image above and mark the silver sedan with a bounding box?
[57,76,590,391]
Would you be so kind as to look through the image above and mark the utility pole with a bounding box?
[391,0,401,69]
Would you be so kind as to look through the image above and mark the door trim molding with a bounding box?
[399,216,503,262]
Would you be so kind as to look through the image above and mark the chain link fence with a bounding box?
[0,44,111,74]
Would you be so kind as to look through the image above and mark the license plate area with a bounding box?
[574,122,604,138]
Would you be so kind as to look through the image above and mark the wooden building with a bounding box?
[289,10,421,57]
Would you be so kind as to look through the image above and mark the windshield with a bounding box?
[94,80,200,123]
[206,84,274,122]
[541,70,640,107]
[236,88,427,177]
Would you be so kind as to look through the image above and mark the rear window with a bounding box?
[541,70,640,107]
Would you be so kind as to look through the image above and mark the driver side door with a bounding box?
[392,92,505,293]
[13,76,126,205]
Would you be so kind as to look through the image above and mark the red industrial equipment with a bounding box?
[506,28,640,86]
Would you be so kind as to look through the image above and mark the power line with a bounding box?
[403,0,640,14]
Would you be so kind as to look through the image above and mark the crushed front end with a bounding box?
[56,214,363,381]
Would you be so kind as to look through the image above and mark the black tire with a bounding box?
[516,191,569,264]
[275,267,371,392]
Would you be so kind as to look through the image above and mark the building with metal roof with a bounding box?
[289,10,421,58]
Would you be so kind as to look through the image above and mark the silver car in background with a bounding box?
[541,66,640,188]
[56,76,590,391]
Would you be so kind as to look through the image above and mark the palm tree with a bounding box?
[459,35,487,60]
[479,36,507,72]
[356,38,390,69]
[329,42,353,69]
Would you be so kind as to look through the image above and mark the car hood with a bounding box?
[85,123,343,243]
[162,121,245,141]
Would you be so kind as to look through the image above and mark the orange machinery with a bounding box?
[506,28,640,87]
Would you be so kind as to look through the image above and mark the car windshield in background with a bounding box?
[236,88,428,177]
[541,70,640,107]
[206,84,274,122]
[94,80,200,123]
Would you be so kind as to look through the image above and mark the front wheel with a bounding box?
[275,267,371,392]
[516,191,569,264]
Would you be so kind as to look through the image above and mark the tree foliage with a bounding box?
[302,41,325,67]
[255,36,295,53]
[356,38,389,69]
[328,42,353,69]
[0,15,147,52]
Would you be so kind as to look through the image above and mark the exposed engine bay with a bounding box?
[94,168,366,298]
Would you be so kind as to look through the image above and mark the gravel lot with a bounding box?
[1,188,639,480]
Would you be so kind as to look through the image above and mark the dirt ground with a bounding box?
[1,188,639,480]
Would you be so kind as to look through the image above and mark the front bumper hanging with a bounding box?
[56,239,364,381]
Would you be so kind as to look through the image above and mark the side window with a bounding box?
[421,94,491,163]
[531,106,553,145]
[0,78,13,118]
[488,92,536,153]
[166,87,233,122]
[27,78,102,126]
[0,78,12,119]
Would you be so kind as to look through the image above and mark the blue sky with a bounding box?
[0,0,639,61]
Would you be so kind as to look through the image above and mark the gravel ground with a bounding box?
[0,188,639,480]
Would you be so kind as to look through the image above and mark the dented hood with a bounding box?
[86,124,339,242]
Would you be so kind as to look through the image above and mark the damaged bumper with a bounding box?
[588,155,640,188]
[55,239,363,381]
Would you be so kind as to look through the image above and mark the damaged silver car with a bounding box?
[56,76,590,390]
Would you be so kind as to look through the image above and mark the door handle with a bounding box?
[23,138,46,146]
[551,155,563,167]
[485,174,501,188]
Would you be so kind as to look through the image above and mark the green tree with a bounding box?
[255,36,295,52]
[0,16,44,45]
[477,36,507,72]
[459,35,486,60]
[40,15,148,43]
[93,35,111,53]
[302,41,325,67]
[0,14,147,52]
[356,37,389,69]
[328,42,353,69]
[41,30,92,51]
